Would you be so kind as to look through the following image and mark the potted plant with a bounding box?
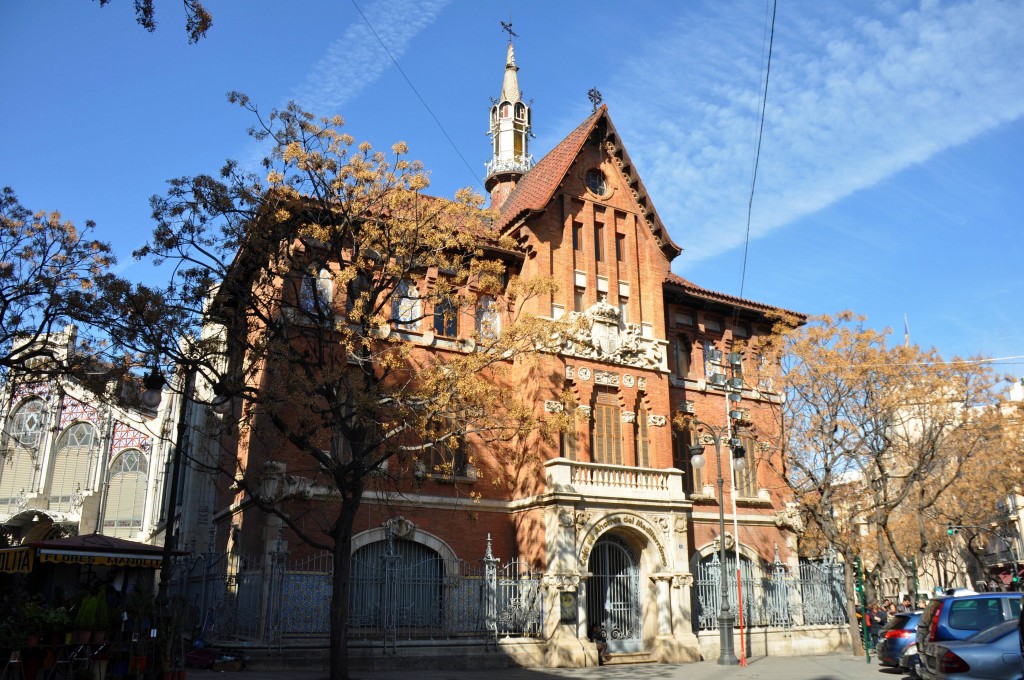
[73,592,107,644]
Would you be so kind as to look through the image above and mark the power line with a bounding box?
[738,0,777,300]
[349,0,485,192]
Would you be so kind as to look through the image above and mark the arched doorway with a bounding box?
[586,534,642,653]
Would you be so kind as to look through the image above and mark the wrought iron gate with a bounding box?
[587,535,642,653]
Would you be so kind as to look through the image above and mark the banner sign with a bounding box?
[0,547,34,574]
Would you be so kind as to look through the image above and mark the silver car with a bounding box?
[920,620,1023,680]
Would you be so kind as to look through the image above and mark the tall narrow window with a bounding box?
[594,223,604,262]
[675,428,704,494]
[433,297,458,337]
[735,437,759,498]
[674,337,691,378]
[425,418,467,476]
[618,297,629,324]
[392,279,421,331]
[591,386,621,465]
[636,409,649,468]
[300,267,333,319]
[615,233,625,262]
[560,422,577,460]
[574,287,585,313]
[475,295,499,339]
[572,221,582,251]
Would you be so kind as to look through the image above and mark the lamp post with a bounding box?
[140,365,194,610]
[688,416,748,665]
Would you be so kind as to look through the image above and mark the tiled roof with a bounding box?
[665,272,806,319]
[494,107,605,233]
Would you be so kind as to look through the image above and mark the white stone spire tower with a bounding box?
[485,31,533,209]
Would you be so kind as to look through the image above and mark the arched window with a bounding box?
[514,103,526,120]
[49,422,98,512]
[0,398,46,513]
[103,449,148,537]
[349,538,444,630]
[392,279,421,331]
[500,102,512,118]
[474,295,499,340]
[300,267,333,318]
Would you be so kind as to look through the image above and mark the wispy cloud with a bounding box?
[609,1,1024,265]
[290,0,452,115]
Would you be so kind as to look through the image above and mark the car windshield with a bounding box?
[967,619,1017,643]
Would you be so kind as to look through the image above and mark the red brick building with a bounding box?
[174,39,840,668]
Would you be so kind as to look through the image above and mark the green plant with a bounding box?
[22,599,70,637]
[73,593,99,631]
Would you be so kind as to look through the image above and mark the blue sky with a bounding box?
[1,1,1022,370]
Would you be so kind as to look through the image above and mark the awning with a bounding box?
[28,533,186,570]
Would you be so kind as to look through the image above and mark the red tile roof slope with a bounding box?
[665,272,805,319]
[494,107,606,234]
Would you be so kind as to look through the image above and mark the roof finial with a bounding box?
[501,19,518,43]
[588,87,603,112]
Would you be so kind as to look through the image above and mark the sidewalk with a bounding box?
[190,653,892,680]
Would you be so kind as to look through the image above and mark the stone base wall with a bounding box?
[697,625,852,661]
[233,626,850,672]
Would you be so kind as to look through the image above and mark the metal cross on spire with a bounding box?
[588,87,603,111]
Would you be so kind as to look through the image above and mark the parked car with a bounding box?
[900,640,921,679]
[879,611,922,667]
[919,619,1023,680]
[917,592,1022,678]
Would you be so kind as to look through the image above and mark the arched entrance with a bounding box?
[586,534,642,653]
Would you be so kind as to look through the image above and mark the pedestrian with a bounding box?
[870,603,887,648]
[898,597,912,612]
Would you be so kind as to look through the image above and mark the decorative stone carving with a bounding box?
[543,573,581,591]
[577,405,592,418]
[671,573,695,589]
[681,400,695,414]
[560,299,666,369]
[775,502,805,534]
[558,509,591,530]
[544,400,564,413]
[621,411,636,423]
[637,377,647,392]
[622,374,635,388]
[565,366,575,381]
[577,367,591,381]
[383,516,417,539]
[594,370,619,386]
[712,532,736,552]
[648,514,669,533]
[698,433,716,446]
[648,414,667,427]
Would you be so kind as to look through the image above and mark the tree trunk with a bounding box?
[329,495,361,680]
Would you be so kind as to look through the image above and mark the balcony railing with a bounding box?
[544,459,684,501]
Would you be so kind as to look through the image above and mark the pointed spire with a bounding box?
[501,43,521,103]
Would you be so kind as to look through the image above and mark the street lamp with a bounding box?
[689,416,747,665]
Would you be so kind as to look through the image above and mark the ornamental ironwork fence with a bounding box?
[167,532,544,649]
[693,548,847,631]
